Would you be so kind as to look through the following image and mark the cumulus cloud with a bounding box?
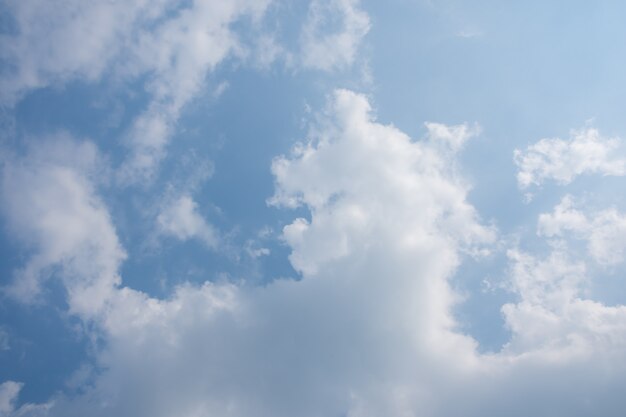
[0,135,125,318]
[502,248,626,359]
[4,90,492,416]
[6,92,626,416]
[271,90,493,274]
[514,127,626,190]
[538,196,626,265]
[500,196,626,360]
[300,0,370,71]
[157,195,220,249]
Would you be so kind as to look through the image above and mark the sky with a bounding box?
[2,0,626,415]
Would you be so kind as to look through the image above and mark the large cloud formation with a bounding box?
[4,90,626,416]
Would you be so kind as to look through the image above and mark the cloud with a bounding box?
[6,92,626,416]
[115,0,273,182]
[0,0,151,104]
[425,122,481,152]
[538,195,626,265]
[0,381,49,417]
[0,135,125,318]
[500,196,626,361]
[271,90,493,274]
[157,195,220,249]
[1,0,374,184]
[4,90,492,416]
[502,248,626,359]
[1,0,272,182]
[0,381,21,416]
[0,0,271,105]
[514,127,626,190]
[300,0,370,71]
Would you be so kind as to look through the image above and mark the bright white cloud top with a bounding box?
[2,1,626,416]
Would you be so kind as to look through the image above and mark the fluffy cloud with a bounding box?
[5,92,626,416]
[537,196,626,265]
[499,195,626,366]
[300,0,370,71]
[0,135,125,318]
[157,195,220,249]
[271,90,493,274]
[2,90,491,416]
[514,127,626,190]
[502,248,626,359]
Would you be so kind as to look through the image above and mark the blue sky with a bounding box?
[2,0,626,415]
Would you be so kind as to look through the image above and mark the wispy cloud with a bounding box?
[299,0,370,71]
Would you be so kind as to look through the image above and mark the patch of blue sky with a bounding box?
[366,0,626,187]
[0,289,90,405]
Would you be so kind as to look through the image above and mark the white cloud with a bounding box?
[514,127,626,190]
[502,248,626,360]
[1,0,272,182]
[271,90,492,275]
[501,197,626,360]
[157,195,220,249]
[0,0,160,104]
[538,195,626,265]
[0,381,50,417]
[0,135,125,318]
[1,0,270,104]
[116,0,272,182]
[7,92,626,416]
[0,381,21,416]
[425,122,481,152]
[300,0,370,71]
[1,0,373,183]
